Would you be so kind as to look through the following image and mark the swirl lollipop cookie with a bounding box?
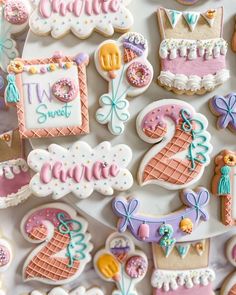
[94,232,148,295]
[95,32,153,135]
[136,99,212,190]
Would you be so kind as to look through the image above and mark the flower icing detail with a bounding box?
[210,93,236,132]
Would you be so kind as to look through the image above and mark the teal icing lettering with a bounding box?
[36,103,48,124]
[36,103,72,124]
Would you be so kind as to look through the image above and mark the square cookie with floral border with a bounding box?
[5,52,89,139]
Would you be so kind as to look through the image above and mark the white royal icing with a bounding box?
[159,38,228,60]
[29,0,134,39]
[28,141,133,199]
[151,268,215,292]
[30,286,104,295]
[0,159,29,179]
[158,69,230,92]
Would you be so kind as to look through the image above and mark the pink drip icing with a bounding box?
[141,104,193,131]
[40,161,120,184]
[24,208,71,234]
[39,0,120,18]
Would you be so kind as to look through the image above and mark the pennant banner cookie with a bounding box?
[157,7,229,95]
[28,141,133,199]
[29,0,133,39]
[94,232,148,295]
[5,52,89,139]
[136,100,212,190]
[95,32,153,135]
[113,187,210,256]
[21,203,93,285]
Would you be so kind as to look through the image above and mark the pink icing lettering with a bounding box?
[39,161,119,184]
[39,0,120,18]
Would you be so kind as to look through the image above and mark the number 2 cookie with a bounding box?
[95,32,153,135]
[21,203,92,285]
[137,99,212,190]
[29,0,133,39]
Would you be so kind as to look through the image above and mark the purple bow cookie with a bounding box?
[210,93,236,132]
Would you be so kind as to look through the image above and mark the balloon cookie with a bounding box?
[21,203,92,285]
[210,93,236,134]
[29,286,104,295]
[29,0,133,39]
[157,7,229,95]
[0,129,31,208]
[5,52,89,139]
[94,232,148,295]
[212,150,236,226]
[136,100,212,190]
[0,0,31,72]
[220,236,236,295]
[113,187,210,256]
[28,141,133,199]
[95,32,153,135]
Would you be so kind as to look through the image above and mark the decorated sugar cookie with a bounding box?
[21,203,92,285]
[5,52,89,139]
[232,16,236,52]
[113,187,210,256]
[0,0,31,72]
[0,129,31,208]
[94,232,148,295]
[152,239,215,294]
[28,141,133,199]
[157,7,229,95]
[220,236,236,295]
[210,93,236,133]
[177,0,200,4]
[95,32,153,135]
[212,150,236,226]
[29,0,133,39]
[136,100,212,190]
[29,286,104,295]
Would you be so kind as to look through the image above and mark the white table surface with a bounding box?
[0,0,236,294]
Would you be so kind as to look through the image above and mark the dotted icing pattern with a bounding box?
[29,0,134,39]
[27,141,133,199]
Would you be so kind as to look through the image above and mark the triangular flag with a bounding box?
[192,240,206,256]
[165,9,182,28]
[160,238,176,257]
[175,243,190,259]
[183,11,200,31]
[202,9,217,27]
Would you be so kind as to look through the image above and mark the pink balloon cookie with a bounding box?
[136,99,212,190]
[27,141,133,199]
[95,32,153,135]
[0,0,31,72]
[157,7,229,95]
[94,232,148,295]
[212,150,236,226]
[21,203,93,285]
[29,0,134,39]
[0,129,31,208]
[5,52,89,139]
